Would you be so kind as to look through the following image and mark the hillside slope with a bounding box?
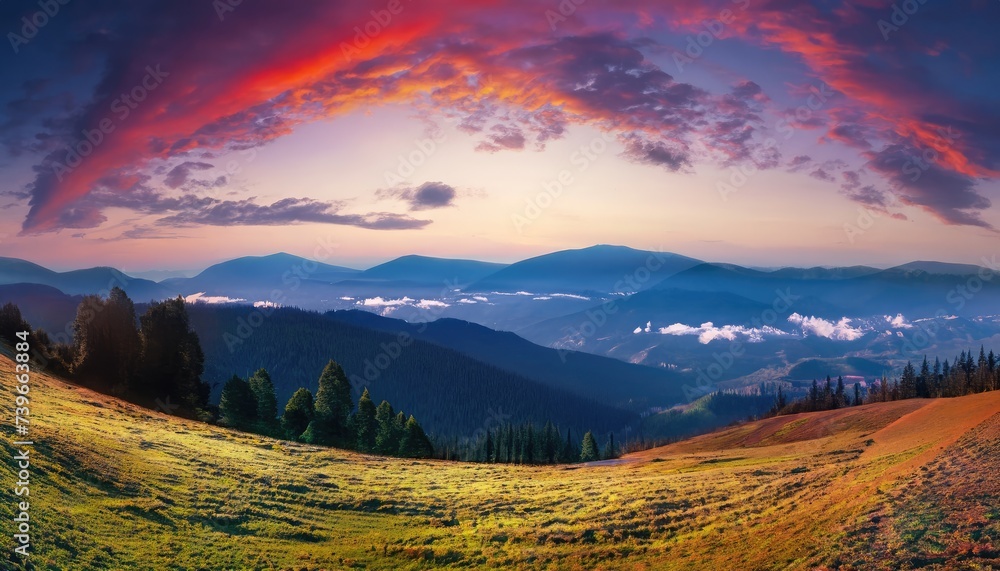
[2,352,998,570]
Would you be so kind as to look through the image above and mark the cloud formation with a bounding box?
[377,181,457,211]
[1,0,998,234]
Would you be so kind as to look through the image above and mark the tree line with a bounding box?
[452,421,617,464]
[2,290,211,419]
[0,292,434,458]
[219,361,434,458]
[770,347,1000,416]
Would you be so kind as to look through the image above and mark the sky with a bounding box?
[1,0,999,273]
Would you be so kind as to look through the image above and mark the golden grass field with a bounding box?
[1,352,998,570]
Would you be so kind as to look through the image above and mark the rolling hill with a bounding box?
[3,350,997,569]
[357,255,508,286]
[160,252,361,298]
[466,245,702,294]
[185,304,636,440]
[324,309,689,410]
[0,257,172,301]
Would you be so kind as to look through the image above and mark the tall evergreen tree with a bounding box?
[312,360,354,447]
[138,297,209,415]
[0,302,32,346]
[834,376,846,409]
[219,375,257,430]
[900,361,917,399]
[853,382,862,406]
[248,368,280,436]
[918,356,931,398]
[374,400,398,455]
[281,388,315,441]
[72,288,142,395]
[603,432,618,460]
[355,388,378,453]
[580,431,600,462]
[560,428,578,463]
[398,415,434,458]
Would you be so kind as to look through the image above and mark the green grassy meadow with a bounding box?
[2,354,998,570]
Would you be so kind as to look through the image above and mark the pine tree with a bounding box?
[542,421,558,464]
[834,376,846,409]
[219,375,257,430]
[312,360,354,447]
[374,400,397,455]
[853,382,862,406]
[281,388,314,441]
[398,415,434,458]
[485,430,495,463]
[0,302,32,346]
[603,432,618,460]
[138,297,209,415]
[72,288,142,396]
[580,431,599,462]
[900,361,917,399]
[248,368,280,436]
[932,357,943,397]
[918,356,931,398]
[355,388,378,453]
[560,429,578,463]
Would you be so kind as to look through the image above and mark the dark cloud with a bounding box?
[827,123,872,149]
[157,197,429,230]
[787,155,812,172]
[164,161,213,188]
[475,124,526,153]
[621,136,690,172]
[378,182,457,211]
[865,144,993,229]
[809,168,835,182]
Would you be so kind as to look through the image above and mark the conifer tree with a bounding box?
[603,432,618,460]
[580,431,599,462]
[281,388,315,441]
[219,375,257,430]
[248,368,280,436]
[399,415,434,458]
[374,400,397,455]
[312,360,354,447]
[355,388,378,453]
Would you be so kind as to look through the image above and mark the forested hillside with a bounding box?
[187,305,636,440]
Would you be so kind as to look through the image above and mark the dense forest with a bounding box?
[0,293,620,462]
[185,304,636,441]
[772,349,1000,416]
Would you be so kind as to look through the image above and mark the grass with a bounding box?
[1,353,999,570]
